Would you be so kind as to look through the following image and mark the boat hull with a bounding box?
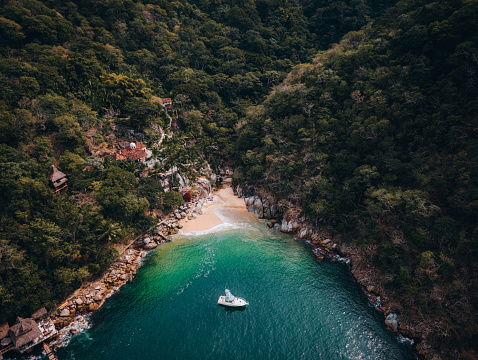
[217,296,249,307]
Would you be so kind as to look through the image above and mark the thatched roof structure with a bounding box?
[50,165,68,192]
[32,307,47,321]
[8,317,41,349]
[0,322,9,340]
[50,165,67,183]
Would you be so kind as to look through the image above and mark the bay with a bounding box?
[56,210,416,360]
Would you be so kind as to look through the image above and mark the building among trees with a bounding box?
[50,165,68,193]
[8,318,42,350]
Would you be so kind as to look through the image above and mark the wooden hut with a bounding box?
[8,318,41,350]
[50,165,68,193]
[32,307,47,322]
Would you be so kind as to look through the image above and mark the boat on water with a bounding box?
[217,289,249,307]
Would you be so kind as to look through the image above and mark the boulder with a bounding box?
[75,298,84,305]
[144,242,158,250]
[244,196,254,207]
[253,197,263,215]
[385,313,399,332]
[280,220,289,232]
[195,203,202,213]
[366,284,377,293]
[143,237,151,245]
[299,227,309,239]
[60,308,70,317]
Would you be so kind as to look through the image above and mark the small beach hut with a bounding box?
[8,318,41,350]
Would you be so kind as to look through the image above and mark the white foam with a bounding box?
[398,334,414,345]
[178,222,237,237]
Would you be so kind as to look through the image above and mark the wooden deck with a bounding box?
[0,343,14,358]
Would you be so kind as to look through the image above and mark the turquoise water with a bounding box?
[56,210,416,360]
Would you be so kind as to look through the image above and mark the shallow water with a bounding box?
[55,209,416,360]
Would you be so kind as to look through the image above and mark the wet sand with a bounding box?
[179,185,248,233]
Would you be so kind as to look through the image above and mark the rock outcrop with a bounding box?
[236,184,425,357]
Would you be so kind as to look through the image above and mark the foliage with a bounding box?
[232,0,478,356]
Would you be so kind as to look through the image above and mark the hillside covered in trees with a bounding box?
[0,0,394,324]
[231,0,478,358]
[1,0,477,358]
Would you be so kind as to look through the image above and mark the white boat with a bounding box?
[218,289,249,307]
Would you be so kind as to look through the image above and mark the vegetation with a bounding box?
[232,0,478,357]
[1,0,477,358]
[0,0,388,323]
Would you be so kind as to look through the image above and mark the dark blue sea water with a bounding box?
[55,209,416,360]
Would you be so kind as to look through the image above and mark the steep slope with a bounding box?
[233,0,478,357]
[0,0,398,322]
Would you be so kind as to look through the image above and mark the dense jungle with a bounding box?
[0,0,477,358]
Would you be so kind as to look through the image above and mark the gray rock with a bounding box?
[281,220,289,232]
[385,313,399,332]
[144,242,158,250]
[75,298,83,305]
[244,196,254,207]
[60,308,70,317]
[253,197,263,215]
[385,318,398,332]
[143,237,151,245]
[270,205,277,218]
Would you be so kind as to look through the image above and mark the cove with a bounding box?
[56,211,416,360]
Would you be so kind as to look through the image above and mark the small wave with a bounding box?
[178,222,236,237]
[50,315,92,349]
[398,334,414,345]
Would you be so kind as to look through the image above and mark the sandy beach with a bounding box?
[179,184,248,233]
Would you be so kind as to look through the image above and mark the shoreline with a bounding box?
[42,182,418,359]
[45,182,243,352]
[178,184,248,234]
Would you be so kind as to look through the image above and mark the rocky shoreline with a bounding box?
[47,180,214,350]
[45,179,429,358]
[238,184,433,359]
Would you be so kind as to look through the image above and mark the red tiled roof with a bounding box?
[127,149,147,161]
[110,153,126,161]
